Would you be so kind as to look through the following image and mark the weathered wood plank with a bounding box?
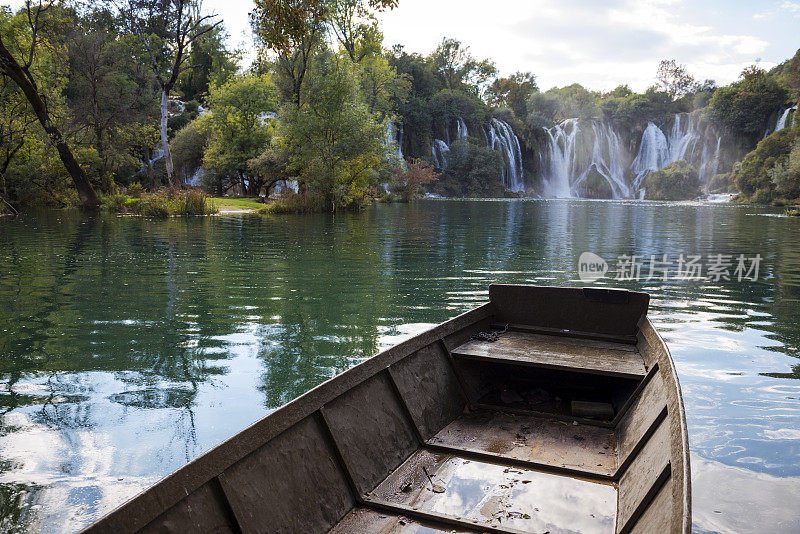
[617,371,667,465]
[217,416,353,534]
[429,410,618,477]
[138,479,239,534]
[323,373,419,494]
[617,418,671,531]
[389,343,466,440]
[489,284,649,337]
[628,479,673,534]
[452,331,647,379]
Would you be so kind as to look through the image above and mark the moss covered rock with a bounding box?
[643,160,700,200]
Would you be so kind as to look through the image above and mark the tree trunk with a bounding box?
[160,89,176,187]
[0,40,100,209]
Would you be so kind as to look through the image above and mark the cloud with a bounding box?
[378,0,780,91]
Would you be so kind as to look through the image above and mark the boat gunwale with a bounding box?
[639,317,692,534]
[82,303,495,533]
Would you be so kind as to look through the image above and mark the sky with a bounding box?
[201,0,799,92]
[9,0,798,91]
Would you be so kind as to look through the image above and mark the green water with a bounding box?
[1,200,799,533]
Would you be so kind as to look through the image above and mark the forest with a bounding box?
[1,0,799,214]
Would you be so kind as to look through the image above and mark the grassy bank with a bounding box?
[102,189,218,217]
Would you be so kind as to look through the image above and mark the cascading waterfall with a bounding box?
[456,117,468,139]
[431,139,450,169]
[775,106,797,132]
[542,119,580,198]
[543,112,722,198]
[542,119,631,198]
[487,118,525,192]
[385,122,403,159]
[631,122,670,189]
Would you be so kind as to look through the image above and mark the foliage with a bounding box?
[768,136,800,200]
[487,72,537,119]
[526,91,560,130]
[708,65,788,138]
[390,159,438,201]
[436,139,504,197]
[171,117,209,183]
[430,37,496,98]
[547,84,601,120]
[733,127,797,202]
[643,159,701,200]
[202,73,279,195]
[176,24,239,102]
[656,59,697,100]
[278,51,387,210]
[102,188,217,217]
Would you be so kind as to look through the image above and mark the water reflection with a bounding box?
[0,201,799,532]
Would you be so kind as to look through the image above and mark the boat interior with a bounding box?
[85,285,690,534]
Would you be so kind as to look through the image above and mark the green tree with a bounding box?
[708,65,788,138]
[430,37,496,97]
[526,91,560,129]
[278,52,386,210]
[656,59,697,100]
[487,71,537,119]
[176,23,239,102]
[357,53,410,121]
[0,1,99,208]
[116,0,221,186]
[203,73,279,196]
[65,18,158,190]
[547,84,600,120]
[643,159,700,200]
[327,0,395,62]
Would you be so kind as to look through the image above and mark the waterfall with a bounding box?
[578,122,630,198]
[431,139,449,169]
[632,121,670,189]
[456,117,468,139]
[385,122,403,159]
[542,119,630,198]
[775,106,797,132]
[488,118,525,192]
[698,137,721,184]
[667,113,699,163]
[542,119,580,198]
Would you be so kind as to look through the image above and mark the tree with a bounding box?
[116,0,221,186]
[0,75,36,209]
[0,1,100,208]
[327,0,396,62]
[176,23,239,102]
[526,91,560,129]
[487,72,538,119]
[643,159,700,200]
[203,73,279,196]
[547,84,600,120]
[66,20,158,190]
[708,65,788,138]
[278,51,386,210]
[357,53,410,121]
[656,59,697,100]
[391,158,437,201]
[430,37,496,97]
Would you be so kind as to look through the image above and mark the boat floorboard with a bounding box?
[368,449,617,534]
[452,331,647,379]
[328,507,473,534]
[428,410,618,477]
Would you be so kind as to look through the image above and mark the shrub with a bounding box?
[643,160,701,200]
[101,189,217,217]
[258,192,319,214]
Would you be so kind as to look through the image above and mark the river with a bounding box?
[1,199,799,533]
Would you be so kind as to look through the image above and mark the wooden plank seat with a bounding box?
[452,330,648,379]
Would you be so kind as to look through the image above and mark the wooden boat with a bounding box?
[84,285,690,534]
